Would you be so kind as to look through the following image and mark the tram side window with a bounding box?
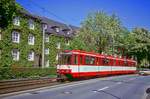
[85,56,90,65]
[103,58,109,65]
[85,56,95,65]
[65,55,71,65]
[60,54,71,65]
[96,57,99,65]
[74,55,78,65]
[80,55,83,65]
[91,57,95,65]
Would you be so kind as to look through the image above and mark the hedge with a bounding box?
[0,67,56,80]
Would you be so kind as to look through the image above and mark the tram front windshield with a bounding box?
[59,53,72,65]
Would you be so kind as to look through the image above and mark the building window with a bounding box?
[28,34,35,45]
[45,60,49,67]
[55,28,59,32]
[57,42,61,49]
[43,24,47,30]
[56,54,59,61]
[0,33,2,40]
[66,40,70,46]
[13,17,20,26]
[45,34,49,42]
[28,51,34,61]
[45,48,49,55]
[67,31,70,35]
[12,31,20,43]
[12,49,19,61]
[29,19,34,30]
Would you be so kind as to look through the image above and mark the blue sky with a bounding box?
[16,0,150,30]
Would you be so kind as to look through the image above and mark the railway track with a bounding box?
[0,78,58,94]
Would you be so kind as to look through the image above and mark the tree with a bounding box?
[0,0,16,28]
[120,27,150,66]
[77,11,123,54]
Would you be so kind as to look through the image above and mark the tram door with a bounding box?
[74,54,79,77]
[79,55,83,77]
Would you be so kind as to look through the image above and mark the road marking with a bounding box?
[129,78,136,81]
[98,86,109,91]
[116,82,122,84]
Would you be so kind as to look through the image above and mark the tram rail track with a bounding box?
[0,78,58,94]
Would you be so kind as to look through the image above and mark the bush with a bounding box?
[0,67,56,80]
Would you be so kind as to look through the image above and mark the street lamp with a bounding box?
[42,23,47,68]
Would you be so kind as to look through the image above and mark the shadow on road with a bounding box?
[146,88,150,99]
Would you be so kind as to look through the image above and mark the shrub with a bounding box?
[0,67,56,80]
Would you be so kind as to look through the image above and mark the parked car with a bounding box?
[138,69,150,76]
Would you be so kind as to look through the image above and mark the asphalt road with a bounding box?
[2,75,150,99]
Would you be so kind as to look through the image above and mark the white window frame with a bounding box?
[66,40,70,46]
[28,34,35,45]
[29,19,35,30]
[56,54,59,61]
[12,49,19,61]
[28,51,34,61]
[45,34,49,42]
[12,31,20,43]
[13,17,20,26]
[57,42,61,49]
[45,48,49,55]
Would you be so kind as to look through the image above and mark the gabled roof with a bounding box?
[40,17,79,38]
[18,8,41,21]
[18,7,80,38]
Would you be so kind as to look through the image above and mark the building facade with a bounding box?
[0,6,79,68]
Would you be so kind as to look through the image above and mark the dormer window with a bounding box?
[55,27,59,32]
[29,19,34,30]
[67,31,70,35]
[13,17,20,26]
[43,24,47,30]
[63,29,70,35]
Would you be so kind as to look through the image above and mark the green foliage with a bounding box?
[47,35,66,66]
[111,27,150,67]
[0,7,42,67]
[70,11,150,68]
[140,58,150,68]
[0,67,56,80]
[0,0,16,28]
[76,11,123,53]
[66,36,88,51]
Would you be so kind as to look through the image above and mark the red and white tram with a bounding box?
[57,50,137,80]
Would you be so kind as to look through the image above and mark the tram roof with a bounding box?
[63,50,136,62]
